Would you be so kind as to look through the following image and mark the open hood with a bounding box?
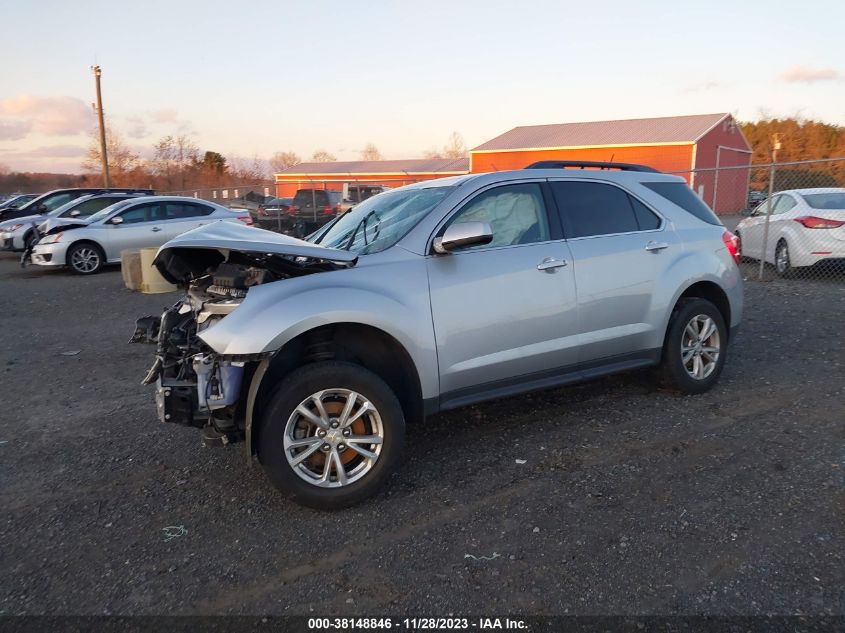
[153,220,357,284]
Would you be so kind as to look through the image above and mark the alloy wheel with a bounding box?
[681,314,721,380]
[283,388,384,488]
[776,242,790,275]
[70,247,100,273]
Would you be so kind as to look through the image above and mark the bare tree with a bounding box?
[82,122,142,185]
[360,143,382,161]
[423,148,443,159]
[442,131,466,159]
[150,134,199,190]
[311,150,337,162]
[270,151,301,173]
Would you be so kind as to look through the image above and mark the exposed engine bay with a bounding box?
[133,250,342,444]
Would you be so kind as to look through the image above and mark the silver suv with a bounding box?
[138,161,743,509]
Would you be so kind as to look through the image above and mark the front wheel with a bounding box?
[257,361,405,509]
[67,242,104,275]
[656,298,728,394]
[775,240,794,278]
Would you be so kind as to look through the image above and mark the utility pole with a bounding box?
[758,133,782,280]
[91,65,110,188]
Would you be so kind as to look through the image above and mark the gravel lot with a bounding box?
[0,252,842,616]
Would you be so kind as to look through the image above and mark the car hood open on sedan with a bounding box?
[153,220,358,285]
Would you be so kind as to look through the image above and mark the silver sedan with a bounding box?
[31,196,255,274]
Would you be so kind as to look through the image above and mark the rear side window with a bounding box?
[294,190,329,206]
[551,181,659,238]
[165,202,213,219]
[643,182,722,226]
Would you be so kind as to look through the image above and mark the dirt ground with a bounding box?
[0,253,842,616]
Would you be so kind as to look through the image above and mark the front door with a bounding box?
[102,201,169,260]
[426,182,579,400]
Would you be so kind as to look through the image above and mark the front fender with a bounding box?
[197,259,439,399]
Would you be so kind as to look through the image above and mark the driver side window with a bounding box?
[447,183,550,250]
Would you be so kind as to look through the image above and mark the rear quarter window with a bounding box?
[643,182,722,226]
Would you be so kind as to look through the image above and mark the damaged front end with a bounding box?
[131,222,356,445]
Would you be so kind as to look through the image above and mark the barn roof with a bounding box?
[275,157,469,176]
[471,113,731,152]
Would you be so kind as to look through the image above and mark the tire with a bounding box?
[257,361,405,509]
[656,298,728,394]
[67,242,104,275]
[774,239,794,278]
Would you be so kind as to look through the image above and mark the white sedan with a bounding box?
[31,196,255,274]
[735,188,845,276]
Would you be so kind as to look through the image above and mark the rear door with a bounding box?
[549,179,681,363]
[163,201,216,236]
[427,181,579,400]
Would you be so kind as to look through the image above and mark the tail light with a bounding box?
[722,230,740,265]
[257,206,267,216]
[237,216,254,226]
[794,216,845,229]
[321,204,333,215]
[334,203,342,214]
[285,205,296,215]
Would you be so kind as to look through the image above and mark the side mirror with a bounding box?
[69,210,81,217]
[433,221,494,254]
[109,216,124,225]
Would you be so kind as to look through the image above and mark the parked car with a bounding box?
[1,192,151,252]
[0,187,154,222]
[345,184,391,206]
[0,194,38,211]
[254,197,294,229]
[735,188,845,276]
[747,189,767,209]
[31,196,254,275]
[136,161,743,509]
[289,189,343,236]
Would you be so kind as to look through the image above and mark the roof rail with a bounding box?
[525,160,659,173]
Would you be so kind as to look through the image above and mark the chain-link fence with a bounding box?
[162,162,845,282]
[676,158,845,282]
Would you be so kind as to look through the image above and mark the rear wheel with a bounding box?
[775,239,794,278]
[257,361,404,509]
[67,242,105,275]
[657,298,727,394]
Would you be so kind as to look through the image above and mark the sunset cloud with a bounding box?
[0,144,88,173]
[150,108,179,124]
[126,116,149,139]
[0,94,94,137]
[0,119,33,141]
[780,66,842,83]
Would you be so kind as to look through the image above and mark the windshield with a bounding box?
[311,186,453,255]
[86,199,135,223]
[802,192,845,210]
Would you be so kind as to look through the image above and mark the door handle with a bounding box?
[151,226,163,232]
[537,257,568,271]
[645,241,669,252]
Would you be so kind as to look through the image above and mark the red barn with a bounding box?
[274,158,468,199]
[273,113,752,214]
[469,113,752,213]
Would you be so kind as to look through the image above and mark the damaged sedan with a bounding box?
[137,166,742,509]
